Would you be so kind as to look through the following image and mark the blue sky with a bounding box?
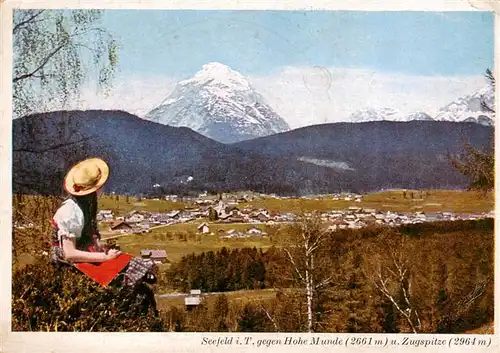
[65,10,494,127]
[101,10,493,79]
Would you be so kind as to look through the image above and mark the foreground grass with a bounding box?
[464,322,495,334]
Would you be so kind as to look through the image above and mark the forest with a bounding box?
[158,219,494,333]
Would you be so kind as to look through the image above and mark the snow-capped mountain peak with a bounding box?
[434,85,494,126]
[144,62,290,143]
[348,84,493,126]
[179,62,251,91]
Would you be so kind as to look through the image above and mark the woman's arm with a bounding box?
[62,237,120,263]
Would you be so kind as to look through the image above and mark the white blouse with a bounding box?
[53,199,84,242]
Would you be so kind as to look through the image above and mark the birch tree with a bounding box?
[364,232,421,333]
[276,213,335,332]
[12,9,119,194]
[13,9,118,118]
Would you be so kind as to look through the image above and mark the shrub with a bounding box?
[12,258,164,331]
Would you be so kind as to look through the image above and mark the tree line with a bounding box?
[166,247,269,292]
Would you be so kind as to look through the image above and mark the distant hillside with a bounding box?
[12,110,351,195]
[233,120,493,191]
[13,112,493,195]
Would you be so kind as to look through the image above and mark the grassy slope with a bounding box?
[98,195,186,215]
[244,190,493,214]
[99,190,493,216]
[116,230,273,263]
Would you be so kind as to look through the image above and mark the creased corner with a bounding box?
[469,0,500,13]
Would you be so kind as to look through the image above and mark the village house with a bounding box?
[247,227,267,236]
[97,210,114,222]
[148,213,161,224]
[125,210,148,223]
[195,199,214,206]
[109,221,134,234]
[218,213,232,222]
[221,229,248,238]
[255,211,270,222]
[197,222,210,234]
[156,213,174,224]
[227,215,245,223]
[166,210,181,219]
[185,289,202,310]
[225,206,242,217]
[140,249,168,264]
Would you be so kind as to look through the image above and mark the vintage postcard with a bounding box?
[1,0,498,352]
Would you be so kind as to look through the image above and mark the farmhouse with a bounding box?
[140,249,168,264]
[109,221,134,233]
[126,210,147,223]
[197,222,210,234]
[219,213,231,221]
[255,212,270,222]
[97,210,114,221]
[185,289,202,310]
[247,227,267,237]
[166,210,181,219]
[227,216,245,223]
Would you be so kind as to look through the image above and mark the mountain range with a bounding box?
[13,110,493,196]
[348,85,494,126]
[142,63,494,145]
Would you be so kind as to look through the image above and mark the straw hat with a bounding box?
[64,158,110,196]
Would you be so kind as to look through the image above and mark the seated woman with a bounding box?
[50,157,158,315]
[51,157,120,264]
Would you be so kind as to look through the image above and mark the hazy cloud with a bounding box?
[74,66,487,129]
[250,66,487,128]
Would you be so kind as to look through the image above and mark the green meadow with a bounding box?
[99,190,493,216]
